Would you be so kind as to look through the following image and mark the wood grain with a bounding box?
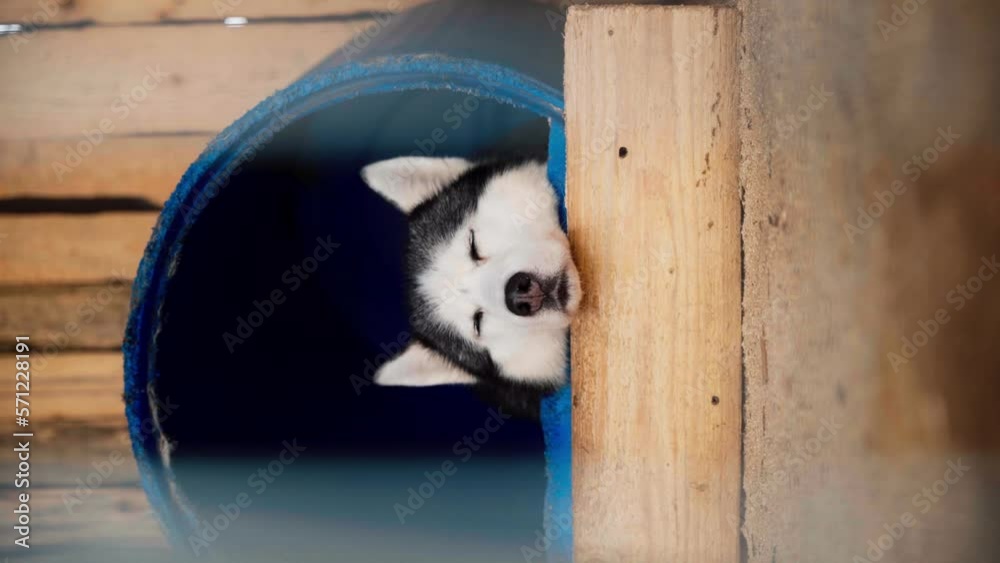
[0,23,359,139]
[5,351,143,487]
[0,351,139,489]
[736,1,1000,561]
[18,420,139,487]
[0,135,208,201]
[0,0,426,24]
[0,486,166,547]
[0,284,130,350]
[0,213,156,284]
[27,351,126,422]
[566,7,742,563]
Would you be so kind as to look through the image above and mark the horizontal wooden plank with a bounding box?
[0,0,425,24]
[0,23,359,139]
[27,351,125,421]
[0,135,208,201]
[0,284,130,349]
[0,213,156,284]
[0,486,166,548]
[2,351,141,487]
[10,418,139,487]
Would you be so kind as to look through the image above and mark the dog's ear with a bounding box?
[360,157,472,213]
[374,342,477,387]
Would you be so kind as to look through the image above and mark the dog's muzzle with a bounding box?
[505,271,568,316]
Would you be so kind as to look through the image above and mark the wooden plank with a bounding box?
[0,0,426,24]
[0,213,156,284]
[27,351,125,422]
[0,284,131,349]
[7,417,138,487]
[0,135,208,201]
[0,23,359,139]
[566,7,741,563]
[0,352,141,487]
[737,0,1000,562]
[0,486,166,548]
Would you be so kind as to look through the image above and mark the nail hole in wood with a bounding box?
[618,146,628,158]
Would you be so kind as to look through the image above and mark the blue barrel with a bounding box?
[124,2,572,561]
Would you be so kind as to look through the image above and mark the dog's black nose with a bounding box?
[505,272,543,316]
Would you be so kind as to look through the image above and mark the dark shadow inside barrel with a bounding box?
[151,89,555,562]
[131,2,570,559]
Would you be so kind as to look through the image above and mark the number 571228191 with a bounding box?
[15,336,30,426]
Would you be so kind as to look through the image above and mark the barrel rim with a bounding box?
[122,53,569,553]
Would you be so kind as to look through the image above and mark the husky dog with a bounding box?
[360,155,582,418]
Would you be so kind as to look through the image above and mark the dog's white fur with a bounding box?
[374,342,478,386]
[361,156,582,388]
[361,157,472,213]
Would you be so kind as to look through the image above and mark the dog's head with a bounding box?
[361,156,582,398]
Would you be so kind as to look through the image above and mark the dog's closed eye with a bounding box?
[469,229,483,262]
[473,310,483,337]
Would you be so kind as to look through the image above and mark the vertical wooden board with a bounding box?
[737,0,1000,562]
[566,7,742,562]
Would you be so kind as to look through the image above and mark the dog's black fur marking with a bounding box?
[405,156,557,420]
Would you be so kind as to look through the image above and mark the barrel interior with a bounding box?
[151,90,553,562]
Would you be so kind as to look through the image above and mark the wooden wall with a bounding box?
[0,2,424,559]
[562,1,999,561]
[2,0,998,560]
[737,1,1000,562]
